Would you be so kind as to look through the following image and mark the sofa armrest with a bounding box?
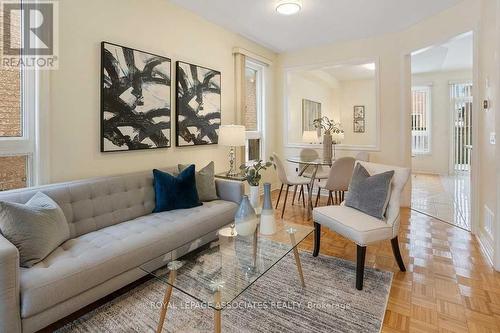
[215,179,244,204]
[0,235,21,333]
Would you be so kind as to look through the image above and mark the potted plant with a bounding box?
[240,159,273,209]
[313,116,344,163]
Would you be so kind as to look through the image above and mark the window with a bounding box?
[0,2,37,190]
[244,60,265,162]
[411,86,431,154]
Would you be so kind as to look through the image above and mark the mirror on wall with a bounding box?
[285,60,379,149]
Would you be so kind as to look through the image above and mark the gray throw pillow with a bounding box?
[344,163,394,220]
[178,161,218,202]
[0,192,70,268]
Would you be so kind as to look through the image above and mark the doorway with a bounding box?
[410,32,473,231]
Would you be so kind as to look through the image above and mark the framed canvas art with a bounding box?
[101,42,171,152]
[302,99,321,132]
[354,119,365,133]
[176,61,221,146]
[353,105,365,120]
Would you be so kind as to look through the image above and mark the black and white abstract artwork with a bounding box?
[176,61,221,146]
[101,42,171,152]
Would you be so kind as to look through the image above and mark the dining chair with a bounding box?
[297,148,329,204]
[314,157,355,207]
[272,153,310,218]
[299,148,329,179]
[312,161,410,290]
[355,152,370,162]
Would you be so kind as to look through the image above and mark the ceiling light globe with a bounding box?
[276,0,302,15]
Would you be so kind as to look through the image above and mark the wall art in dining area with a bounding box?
[176,61,221,146]
[101,41,171,152]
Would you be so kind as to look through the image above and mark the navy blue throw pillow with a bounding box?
[152,165,202,213]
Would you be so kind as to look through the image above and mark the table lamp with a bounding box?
[332,131,345,159]
[302,131,320,144]
[219,125,246,176]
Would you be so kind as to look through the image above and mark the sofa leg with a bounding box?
[313,222,321,257]
[356,245,366,290]
[391,236,406,272]
[275,184,284,209]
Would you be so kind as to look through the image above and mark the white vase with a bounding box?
[249,185,260,210]
[260,183,276,235]
[234,195,258,237]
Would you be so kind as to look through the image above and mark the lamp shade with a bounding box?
[302,131,320,144]
[332,131,345,143]
[218,125,246,146]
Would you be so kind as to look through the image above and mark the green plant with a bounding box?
[313,116,344,135]
[240,158,274,186]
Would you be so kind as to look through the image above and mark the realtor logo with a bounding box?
[1,0,58,69]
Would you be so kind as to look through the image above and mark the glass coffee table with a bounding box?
[140,221,314,333]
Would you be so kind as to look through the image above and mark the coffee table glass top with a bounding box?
[139,221,313,311]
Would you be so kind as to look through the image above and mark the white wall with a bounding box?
[47,0,277,183]
[411,69,473,175]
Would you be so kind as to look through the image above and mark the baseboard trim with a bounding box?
[476,229,494,267]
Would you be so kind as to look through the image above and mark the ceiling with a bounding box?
[411,32,473,74]
[170,0,463,52]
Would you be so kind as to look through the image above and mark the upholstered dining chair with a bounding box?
[299,148,329,179]
[312,161,410,290]
[355,152,370,162]
[272,153,310,218]
[297,148,329,205]
[314,157,355,207]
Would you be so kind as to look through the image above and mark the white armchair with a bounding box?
[312,161,410,290]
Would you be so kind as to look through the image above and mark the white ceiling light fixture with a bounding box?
[276,0,302,15]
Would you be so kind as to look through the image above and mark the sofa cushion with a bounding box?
[0,192,70,268]
[179,162,218,202]
[153,166,202,213]
[19,200,237,318]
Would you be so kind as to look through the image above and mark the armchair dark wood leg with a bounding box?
[281,185,290,219]
[301,185,306,207]
[335,191,339,204]
[315,187,321,207]
[391,237,406,272]
[313,222,321,257]
[275,184,284,209]
[356,245,366,290]
[292,185,298,206]
[298,185,303,201]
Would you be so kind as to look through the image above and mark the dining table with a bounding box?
[286,156,333,219]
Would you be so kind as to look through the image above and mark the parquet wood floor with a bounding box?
[278,191,500,333]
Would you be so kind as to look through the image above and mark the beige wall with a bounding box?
[277,0,481,207]
[47,0,277,183]
[478,0,499,266]
[339,79,377,146]
[411,69,473,175]
[286,73,377,147]
[287,72,334,143]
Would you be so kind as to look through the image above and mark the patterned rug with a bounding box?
[56,253,392,333]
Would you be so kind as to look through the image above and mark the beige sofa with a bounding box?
[0,167,243,333]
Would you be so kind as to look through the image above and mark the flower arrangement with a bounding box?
[313,116,344,136]
[240,158,274,186]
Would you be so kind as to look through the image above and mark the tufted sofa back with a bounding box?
[0,167,177,238]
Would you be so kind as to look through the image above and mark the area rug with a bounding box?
[56,253,392,333]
